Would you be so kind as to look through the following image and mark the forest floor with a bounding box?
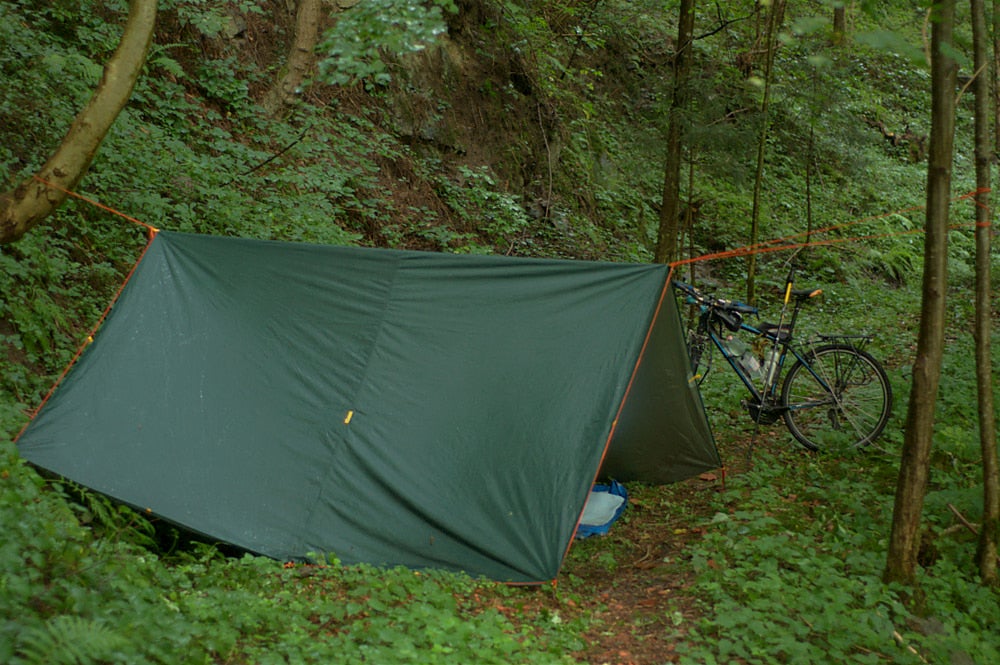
[489,432,769,665]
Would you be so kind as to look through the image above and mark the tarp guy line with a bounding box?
[17,182,983,447]
[668,188,990,268]
[32,175,160,235]
[29,176,990,276]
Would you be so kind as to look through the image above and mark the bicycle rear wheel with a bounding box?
[780,344,892,451]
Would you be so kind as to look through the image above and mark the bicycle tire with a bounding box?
[780,344,892,451]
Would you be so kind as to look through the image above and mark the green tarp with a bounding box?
[17,231,718,583]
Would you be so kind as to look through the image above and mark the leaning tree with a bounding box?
[0,0,157,245]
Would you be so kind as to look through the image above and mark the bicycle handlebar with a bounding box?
[672,280,757,315]
[672,280,758,333]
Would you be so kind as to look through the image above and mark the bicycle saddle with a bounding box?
[790,287,823,301]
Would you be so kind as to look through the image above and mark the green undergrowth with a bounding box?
[674,445,1000,665]
[0,439,584,665]
[667,275,1000,664]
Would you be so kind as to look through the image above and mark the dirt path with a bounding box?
[563,434,764,664]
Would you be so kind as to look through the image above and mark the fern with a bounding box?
[64,482,157,550]
[17,615,130,665]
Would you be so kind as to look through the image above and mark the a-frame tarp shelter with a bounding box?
[17,231,718,583]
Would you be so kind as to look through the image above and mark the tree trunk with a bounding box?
[262,0,326,116]
[746,0,784,304]
[971,0,999,586]
[832,6,846,45]
[0,0,157,244]
[884,0,957,588]
[993,0,1000,157]
[654,0,696,265]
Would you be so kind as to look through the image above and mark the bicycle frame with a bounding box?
[698,314,811,407]
[687,283,838,414]
[675,276,892,449]
[691,294,872,421]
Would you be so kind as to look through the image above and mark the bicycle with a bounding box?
[672,274,893,451]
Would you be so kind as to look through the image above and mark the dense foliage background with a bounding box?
[2,0,998,662]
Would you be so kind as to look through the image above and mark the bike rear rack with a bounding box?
[812,333,874,352]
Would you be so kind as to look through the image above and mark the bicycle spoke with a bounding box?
[781,345,892,450]
[821,355,878,436]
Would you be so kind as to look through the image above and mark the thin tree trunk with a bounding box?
[971,0,999,586]
[805,124,814,242]
[0,0,157,244]
[746,0,784,304]
[654,0,695,264]
[884,0,957,587]
[993,0,1000,156]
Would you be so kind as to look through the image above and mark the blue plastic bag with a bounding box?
[575,480,628,539]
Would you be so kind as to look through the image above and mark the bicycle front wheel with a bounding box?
[780,344,892,451]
